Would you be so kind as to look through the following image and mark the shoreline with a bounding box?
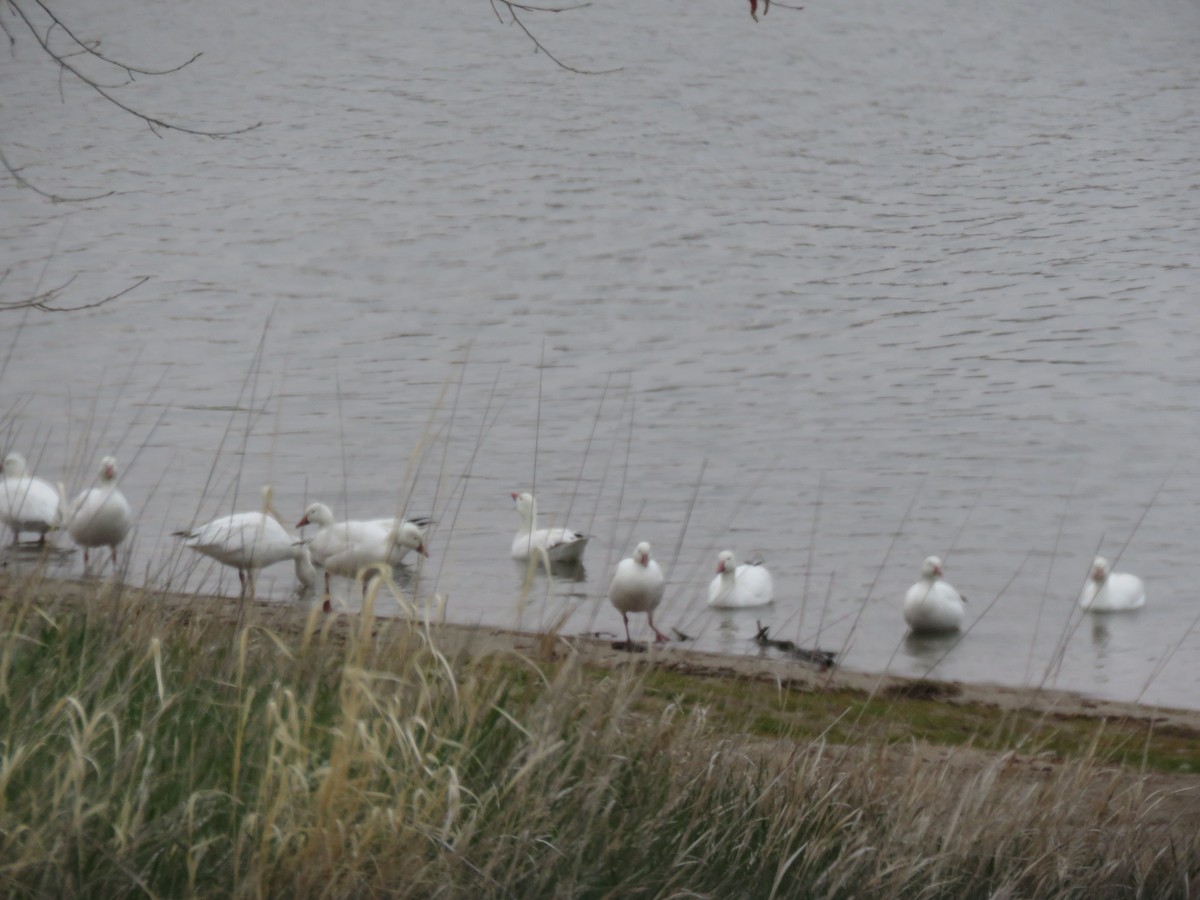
[9,570,1199,734]
[7,568,1200,848]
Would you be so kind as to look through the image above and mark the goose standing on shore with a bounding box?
[1079,556,1145,612]
[510,491,588,564]
[609,541,669,646]
[903,556,965,634]
[66,455,133,570]
[707,550,774,609]
[1,452,62,546]
[296,501,429,605]
[174,486,316,597]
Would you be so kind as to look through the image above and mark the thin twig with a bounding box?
[491,0,621,75]
[5,0,259,138]
[0,275,150,313]
[0,144,114,202]
[28,0,203,76]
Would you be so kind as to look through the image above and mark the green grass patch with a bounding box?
[630,665,1200,774]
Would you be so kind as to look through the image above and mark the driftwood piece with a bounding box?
[755,621,837,670]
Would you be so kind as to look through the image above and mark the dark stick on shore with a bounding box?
[611,640,648,653]
[755,621,837,670]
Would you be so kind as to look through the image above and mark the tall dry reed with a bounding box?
[0,571,1195,898]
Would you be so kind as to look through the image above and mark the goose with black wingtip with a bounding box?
[510,491,588,564]
[174,485,315,596]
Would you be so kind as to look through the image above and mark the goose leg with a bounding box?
[647,612,670,644]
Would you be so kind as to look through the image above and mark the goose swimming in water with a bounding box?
[903,556,965,634]
[1078,556,1145,612]
[510,491,588,564]
[707,550,774,609]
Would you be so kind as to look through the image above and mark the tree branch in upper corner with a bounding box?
[5,0,260,138]
[488,0,621,75]
[2,0,261,197]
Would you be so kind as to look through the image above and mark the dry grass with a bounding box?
[0,569,1197,898]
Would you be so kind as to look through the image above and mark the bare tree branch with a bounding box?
[0,144,113,202]
[489,0,621,75]
[28,0,203,77]
[3,0,260,138]
[505,1,592,11]
[0,274,150,312]
[0,6,15,47]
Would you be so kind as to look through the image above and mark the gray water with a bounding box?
[2,0,1199,707]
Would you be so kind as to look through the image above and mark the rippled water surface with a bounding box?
[2,0,1199,706]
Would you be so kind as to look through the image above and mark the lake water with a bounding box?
[2,0,1199,707]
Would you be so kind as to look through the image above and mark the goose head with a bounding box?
[715,550,736,574]
[512,492,536,522]
[296,502,335,529]
[921,556,944,580]
[3,453,27,478]
[634,541,652,567]
[99,456,118,482]
[393,521,431,557]
[1090,557,1110,584]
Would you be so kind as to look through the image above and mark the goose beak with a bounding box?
[716,560,725,573]
[418,543,430,558]
[511,492,519,501]
[296,516,309,528]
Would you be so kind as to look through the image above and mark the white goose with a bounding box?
[903,556,965,634]
[707,550,774,609]
[66,455,133,569]
[609,540,669,645]
[510,491,588,563]
[1,452,62,545]
[1079,556,1145,612]
[363,513,433,562]
[296,502,429,603]
[174,486,316,596]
